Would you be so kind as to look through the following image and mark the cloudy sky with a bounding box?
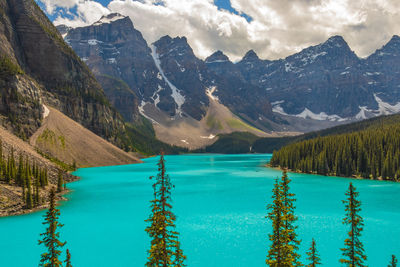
[37,0,400,61]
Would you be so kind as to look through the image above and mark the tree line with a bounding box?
[270,123,400,181]
[0,140,51,208]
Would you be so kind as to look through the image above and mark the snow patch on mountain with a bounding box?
[88,39,102,46]
[138,101,159,124]
[295,108,346,122]
[106,58,116,64]
[151,45,185,116]
[152,85,164,107]
[374,94,400,115]
[93,14,126,26]
[355,106,370,120]
[42,104,50,119]
[174,60,185,72]
[271,100,285,106]
[200,134,216,139]
[206,60,229,64]
[206,86,219,101]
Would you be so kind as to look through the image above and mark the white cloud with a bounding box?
[46,0,110,27]
[44,0,400,61]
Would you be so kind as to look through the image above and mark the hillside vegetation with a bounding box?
[270,114,400,181]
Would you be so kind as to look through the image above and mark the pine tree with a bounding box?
[25,175,33,209]
[266,177,284,265]
[38,188,66,267]
[280,170,301,265]
[9,148,16,183]
[306,238,321,267]
[145,153,185,267]
[44,169,49,186]
[57,171,63,193]
[64,249,72,267]
[172,236,186,267]
[389,255,397,267]
[16,153,23,186]
[266,170,302,266]
[35,175,40,206]
[340,183,367,266]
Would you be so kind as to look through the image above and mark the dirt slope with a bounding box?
[30,106,141,168]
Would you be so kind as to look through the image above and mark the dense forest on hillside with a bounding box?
[270,117,400,180]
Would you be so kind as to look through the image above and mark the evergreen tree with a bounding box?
[172,236,186,267]
[57,171,63,193]
[40,169,46,187]
[306,238,321,267]
[38,189,66,267]
[145,153,185,267]
[266,170,301,266]
[280,170,301,265]
[35,175,40,206]
[340,183,367,266]
[389,255,397,267]
[270,120,400,181]
[64,249,72,267]
[16,153,23,186]
[9,148,16,183]
[25,175,33,209]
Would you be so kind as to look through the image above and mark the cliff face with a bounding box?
[63,14,176,121]
[0,0,127,146]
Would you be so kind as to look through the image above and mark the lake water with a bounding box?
[1,154,400,266]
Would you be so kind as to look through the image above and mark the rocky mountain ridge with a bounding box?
[235,35,400,121]
[59,13,400,137]
[60,14,279,148]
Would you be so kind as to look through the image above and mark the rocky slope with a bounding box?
[30,106,141,168]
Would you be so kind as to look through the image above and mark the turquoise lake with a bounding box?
[1,154,400,266]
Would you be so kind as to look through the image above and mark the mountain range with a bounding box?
[58,13,400,149]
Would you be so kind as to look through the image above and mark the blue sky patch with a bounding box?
[214,0,253,22]
[36,0,252,23]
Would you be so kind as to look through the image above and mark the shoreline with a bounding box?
[265,164,386,182]
[0,157,147,217]
[0,173,80,218]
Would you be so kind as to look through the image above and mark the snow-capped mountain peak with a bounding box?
[93,13,127,26]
